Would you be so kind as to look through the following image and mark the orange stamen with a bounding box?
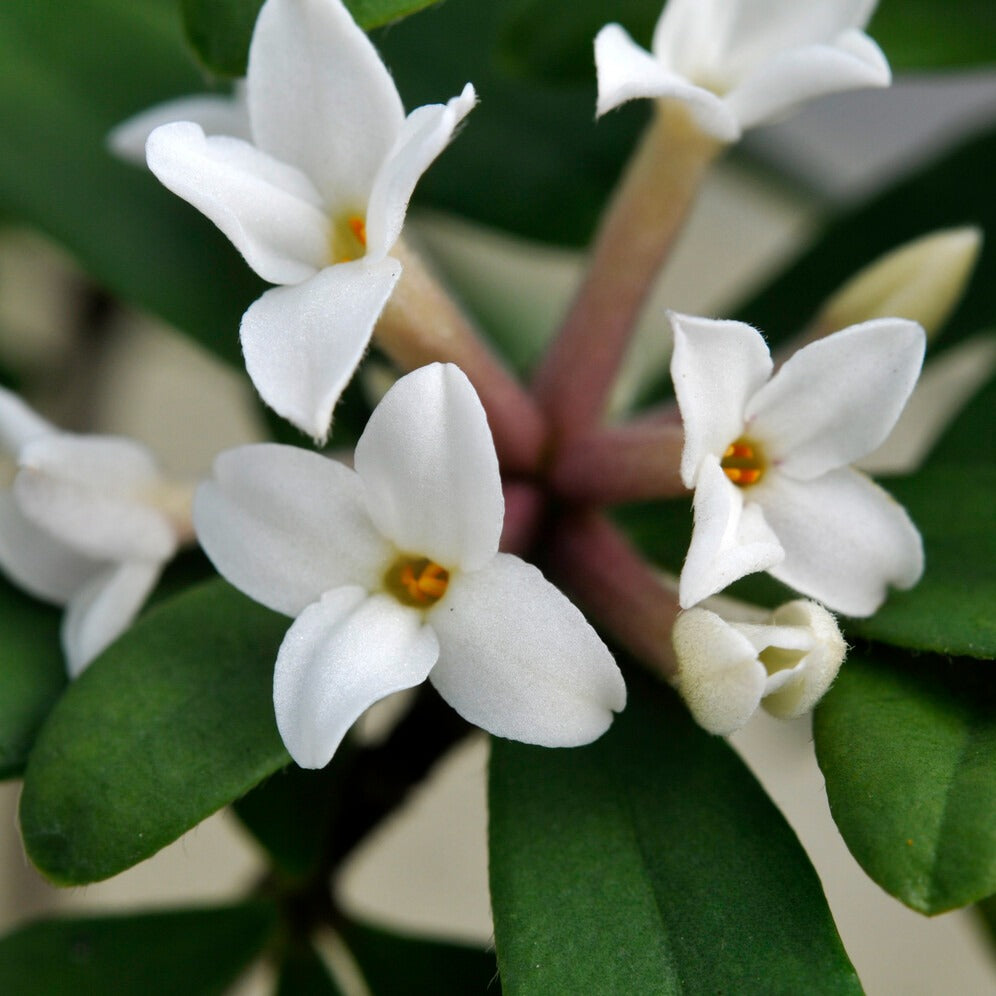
[386,556,450,607]
[348,216,367,247]
[721,436,765,487]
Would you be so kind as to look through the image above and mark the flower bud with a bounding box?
[818,228,981,340]
[672,600,846,735]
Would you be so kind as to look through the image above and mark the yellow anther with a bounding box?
[384,555,450,608]
[348,216,367,247]
[721,436,765,488]
[330,212,368,264]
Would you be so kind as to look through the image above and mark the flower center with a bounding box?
[721,437,765,487]
[330,213,367,263]
[383,555,450,608]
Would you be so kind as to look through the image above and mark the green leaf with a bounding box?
[275,943,344,996]
[489,668,861,995]
[868,0,996,71]
[814,651,996,915]
[341,919,499,995]
[0,902,276,995]
[846,466,996,657]
[19,578,290,885]
[0,578,66,779]
[0,0,262,368]
[181,0,445,77]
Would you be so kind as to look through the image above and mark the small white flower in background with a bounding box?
[195,363,626,770]
[109,81,251,166]
[0,389,187,676]
[145,0,476,442]
[595,0,890,140]
[670,313,925,616]
[672,600,846,735]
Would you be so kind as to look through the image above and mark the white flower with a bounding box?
[672,600,846,734]
[146,0,476,442]
[109,81,251,166]
[194,363,626,769]
[0,389,186,676]
[595,0,890,140]
[670,313,925,616]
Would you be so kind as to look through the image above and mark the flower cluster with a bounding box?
[3,0,959,768]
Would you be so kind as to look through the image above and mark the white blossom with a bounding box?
[595,0,890,140]
[670,313,925,616]
[194,364,626,769]
[0,389,186,676]
[672,599,846,734]
[146,0,476,442]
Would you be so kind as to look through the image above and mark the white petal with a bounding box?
[0,493,98,603]
[672,607,767,735]
[108,87,251,165]
[354,364,503,572]
[670,313,773,487]
[652,0,720,74]
[194,444,390,617]
[748,319,925,479]
[15,436,177,562]
[247,0,404,210]
[761,600,845,719]
[759,467,924,616]
[240,258,401,442]
[146,122,329,284]
[726,32,890,130]
[594,24,738,139]
[428,554,625,747]
[0,387,54,453]
[365,84,477,260]
[679,455,784,608]
[62,561,161,678]
[273,588,439,768]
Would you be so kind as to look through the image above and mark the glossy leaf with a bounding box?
[0,903,276,995]
[341,919,499,995]
[181,0,445,77]
[845,467,995,657]
[814,651,996,914]
[0,578,65,779]
[0,0,262,368]
[489,668,861,994]
[19,579,290,885]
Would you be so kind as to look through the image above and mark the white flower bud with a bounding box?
[672,599,846,735]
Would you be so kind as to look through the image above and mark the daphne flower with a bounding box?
[595,0,890,140]
[670,313,925,616]
[146,0,476,441]
[672,600,846,734]
[194,364,625,769]
[0,389,188,676]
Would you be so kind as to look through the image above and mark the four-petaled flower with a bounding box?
[147,0,476,441]
[670,313,925,616]
[595,0,890,141]
[194,363,626,769]
[672,599,846,734]
[0,389,186,676]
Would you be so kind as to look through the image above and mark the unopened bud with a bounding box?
[672,600,846,735]
[818,228,982,341]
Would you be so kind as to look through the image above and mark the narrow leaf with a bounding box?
[0,902,276,995]
[489,668,861,994]
[19,579,290,885]
[275,943,345,996]
[814,651,996,915]
[0,579,65,779]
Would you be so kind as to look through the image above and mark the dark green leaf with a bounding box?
[0,902,276,995]
[0,578,66,779]
[19,579,290,885]
[977,894,996,949]
[814,651,996,915]
[868,0,996,71]
[489,668,861,995]
[0,0,262,368]
[341,919,499,995]
[275,942,344,996]
[181,0,445,77]
[845,467,996,658]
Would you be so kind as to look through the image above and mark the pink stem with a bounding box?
[500,480,546,557]
[547,510,680,678]
[550,420,686,504]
